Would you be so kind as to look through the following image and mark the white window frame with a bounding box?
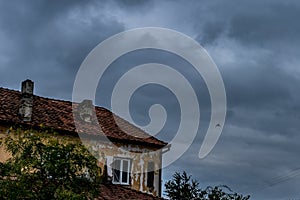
[112,157,131,185]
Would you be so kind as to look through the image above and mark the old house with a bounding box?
[0,80,170,198]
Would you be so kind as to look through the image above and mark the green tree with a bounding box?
[0,128,102,200]
[165,171,250,200]
[165,171,200,200]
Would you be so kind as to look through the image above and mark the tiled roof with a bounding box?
[98,184,164,200]
[0,87,167,147]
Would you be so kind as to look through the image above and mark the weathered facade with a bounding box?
[0,80,169,197]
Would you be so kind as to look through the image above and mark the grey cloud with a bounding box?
[113,0,154,10]
[192,1,300,47]
[1,1,300,199]
[0,0,124,99]
[228,3,300,45]
[197,21,226,46]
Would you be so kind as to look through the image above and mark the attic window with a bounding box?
[112,158,131,185]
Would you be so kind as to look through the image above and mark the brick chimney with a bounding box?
[78,99,93,123]
[19,79,34,122]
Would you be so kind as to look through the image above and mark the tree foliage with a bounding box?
[0,128,102,199]
[165,171,200,200]
[165,171,250,200]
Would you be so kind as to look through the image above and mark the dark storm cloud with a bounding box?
[194,0,300,46]
[199,21,226,46]
[0,0,124,98]
[135,1,300,199]
[228,3,300,45]
[1,0,300,199]
[114,0,153,9]
[185,0,300,134]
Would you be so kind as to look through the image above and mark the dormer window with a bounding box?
[112,157,131,185]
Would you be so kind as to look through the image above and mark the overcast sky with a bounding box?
[1,0,300,199]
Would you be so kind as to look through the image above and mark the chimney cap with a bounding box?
[81,99,93,105]
[21,79,34,95]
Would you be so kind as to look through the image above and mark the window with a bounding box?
[147,161,154,188]
[112,158,131,185]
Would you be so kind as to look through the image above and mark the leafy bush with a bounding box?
[165,171,250,200]
[0,128,102,199]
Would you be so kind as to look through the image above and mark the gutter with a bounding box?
[159,143,171,197]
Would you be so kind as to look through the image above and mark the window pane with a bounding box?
[113,159,121,183]
[122,160,128,183]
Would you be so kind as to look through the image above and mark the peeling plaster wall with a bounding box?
[85,140,162,197]
[0,125,12,162]
[0,125,163,197]
[0,125,80,162]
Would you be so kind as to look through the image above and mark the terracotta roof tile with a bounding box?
[0,87,167,147]
[97,184,164,200]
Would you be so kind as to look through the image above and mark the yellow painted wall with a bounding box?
[85,140,162,197]
[0,125,162,197]
[0,125,11,162]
